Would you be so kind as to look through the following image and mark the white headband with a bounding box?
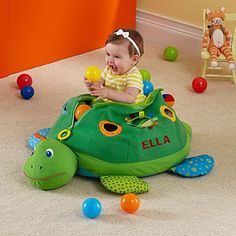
[115,29,141,56]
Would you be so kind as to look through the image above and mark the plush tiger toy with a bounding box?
[202,7,235,69]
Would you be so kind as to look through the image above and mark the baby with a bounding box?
[84,28,146,104]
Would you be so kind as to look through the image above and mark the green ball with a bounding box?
[164,46,178,61]
[139,69,151,81]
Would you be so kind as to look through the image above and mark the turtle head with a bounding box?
[23,138,77,190]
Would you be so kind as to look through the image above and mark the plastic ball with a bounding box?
[82,198,102,219]
[163,94,175,107]
[140,69,151,81]
[20,86,34,99]
[192,77,208,93]
[143,80,154,96]
[17,74,32,89]
[85,66,101,82]
[164,46,178,61]
[120,193,140,214]
[74,104,91,120]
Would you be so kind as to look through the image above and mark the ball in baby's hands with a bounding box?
[85,66,101,82]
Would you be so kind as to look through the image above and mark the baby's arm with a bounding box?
[84,77,105,91]
[90,86,139,103]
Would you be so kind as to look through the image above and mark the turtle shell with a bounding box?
[47,89,192,177]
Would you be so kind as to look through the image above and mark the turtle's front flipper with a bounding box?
[169,154,214,177]
[100,176,149,194]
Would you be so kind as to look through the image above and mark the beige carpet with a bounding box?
[1,32,236,236]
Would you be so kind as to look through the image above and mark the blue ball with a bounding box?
[21,86,34,99]
[82,198,102,219]
[143,80,154,96]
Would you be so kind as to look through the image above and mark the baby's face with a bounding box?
[105,41,138,75]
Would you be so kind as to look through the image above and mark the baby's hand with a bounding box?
[90,85,108,99]
[84,77,103,91]
[84,77,93,91]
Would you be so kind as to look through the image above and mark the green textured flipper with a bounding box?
[100,176,149,194]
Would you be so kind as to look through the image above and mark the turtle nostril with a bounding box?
[31,165,33,169]
[40,166,42,170]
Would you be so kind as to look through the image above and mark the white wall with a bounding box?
[137,0,236,27]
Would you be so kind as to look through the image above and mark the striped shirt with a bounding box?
[101,66,146,103]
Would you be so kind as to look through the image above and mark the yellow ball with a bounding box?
[85,66,101,82]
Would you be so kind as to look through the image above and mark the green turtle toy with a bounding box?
[23,89,214,194]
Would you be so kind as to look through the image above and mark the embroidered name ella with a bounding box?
[141,135,171,149]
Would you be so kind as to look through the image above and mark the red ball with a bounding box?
[192,77,207,93]
[17,74,32,89]
[163,94,175,107]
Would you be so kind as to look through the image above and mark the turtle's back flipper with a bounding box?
[169,154,214,177]
[100,176,149,194]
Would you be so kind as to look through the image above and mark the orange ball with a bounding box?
[120,193,140,214]
[74,104,91,120]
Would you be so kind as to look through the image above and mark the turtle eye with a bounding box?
[46,148,54,158]
[99,120,122,137]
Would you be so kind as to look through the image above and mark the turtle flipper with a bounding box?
[169,154,214,177]
[100,176,149,194]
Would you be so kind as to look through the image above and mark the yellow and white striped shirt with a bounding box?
[101,66,146,103]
